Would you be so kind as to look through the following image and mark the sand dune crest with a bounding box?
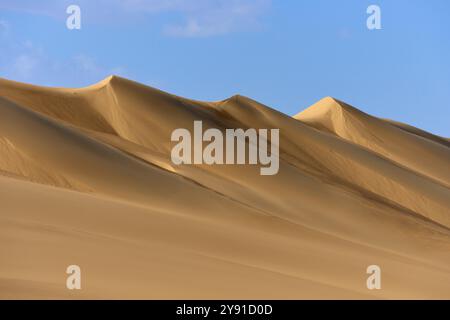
[1,76,449,299]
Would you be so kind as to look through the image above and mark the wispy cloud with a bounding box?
[0,37,42,81]
[0,20,126,86]
[162,0,270,37]
[9,41,43,79]
[0,0,271,37]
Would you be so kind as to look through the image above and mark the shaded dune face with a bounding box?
[0,76,449,299]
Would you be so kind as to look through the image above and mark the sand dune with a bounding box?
[1,76,449,299]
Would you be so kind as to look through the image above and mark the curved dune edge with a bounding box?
[0,76,449,299]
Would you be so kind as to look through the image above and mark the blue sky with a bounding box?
[1,0,449,136]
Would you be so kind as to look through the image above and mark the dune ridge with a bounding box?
[1,76,449,299]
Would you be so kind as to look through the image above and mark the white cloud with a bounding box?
[0,38,126,86]
[73,54,101,75]
[0,0,271,37]
[0,40,44,81]
[12,54,39,79]
[0,17,126,86]
[71,54,128,80]
[163,0,270,37]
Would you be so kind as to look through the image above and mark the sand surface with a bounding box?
[1,76,449,299]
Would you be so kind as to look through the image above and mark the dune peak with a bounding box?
[1,77,450,299]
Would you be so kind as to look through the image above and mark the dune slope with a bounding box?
[1,76,449,299]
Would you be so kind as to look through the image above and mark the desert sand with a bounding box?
[0,76,449,299]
